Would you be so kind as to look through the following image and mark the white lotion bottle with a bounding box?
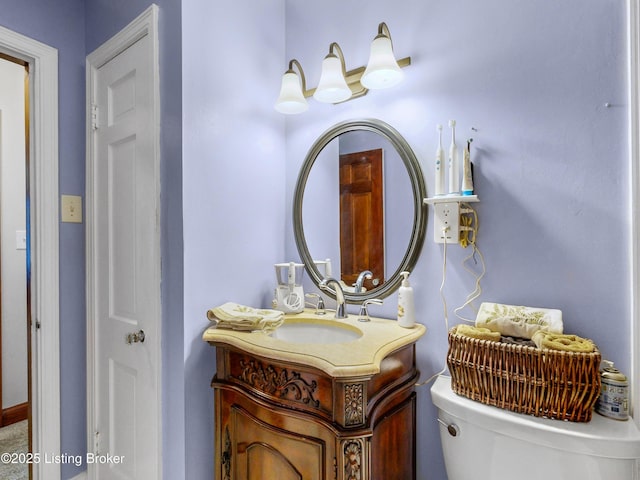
[448,120,459,195]
[435,124,445,196]
[397,271,416,328]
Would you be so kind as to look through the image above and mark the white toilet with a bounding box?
[431,375,640,480]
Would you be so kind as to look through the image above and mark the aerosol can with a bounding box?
[596,360,629,421]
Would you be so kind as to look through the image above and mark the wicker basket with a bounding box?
[447,326,601,422]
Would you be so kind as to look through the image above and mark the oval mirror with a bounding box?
[293,118,427,303]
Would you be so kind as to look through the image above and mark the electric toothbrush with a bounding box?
[435,124,445,196]
[461,138,474,195]
[448,120,459,195]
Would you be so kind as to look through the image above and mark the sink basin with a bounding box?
[204,308,426,376]
[271,318,362,344]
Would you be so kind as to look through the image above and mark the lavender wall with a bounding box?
[182,1,286,478]
[283,1,628,479]
[0,2,86,479]
[0,1,630,479]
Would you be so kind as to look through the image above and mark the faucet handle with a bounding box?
[305,293,326,315]
[358,298,383,322]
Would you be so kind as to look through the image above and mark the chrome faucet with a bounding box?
[319,277,347,319]
[353,270,373,293]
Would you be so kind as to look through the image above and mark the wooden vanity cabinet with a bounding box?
[210,343,419,480]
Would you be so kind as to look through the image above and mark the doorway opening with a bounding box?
[0,53,30,480]
[0,24,60,480]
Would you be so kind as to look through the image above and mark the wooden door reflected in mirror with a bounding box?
[293,119,427,303]
[339,148,384,291]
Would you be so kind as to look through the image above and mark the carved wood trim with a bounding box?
[343,439,364,480]
[222,426,231,480]
[344,383,365,426]
[234,358,320,408]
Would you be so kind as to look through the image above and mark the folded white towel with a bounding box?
[206,302,284,333]
[475,302,563,339]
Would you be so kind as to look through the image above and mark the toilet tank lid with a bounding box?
[431,375,640,460]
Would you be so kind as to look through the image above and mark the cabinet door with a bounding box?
[370,393,416,480]
[232,405,325,480]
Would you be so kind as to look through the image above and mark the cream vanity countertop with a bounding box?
[202,309,426,377]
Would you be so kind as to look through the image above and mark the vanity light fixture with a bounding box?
[274,22,410,114]
[313,43,352,104]
[274,59,309,114]
[361,22,405,89]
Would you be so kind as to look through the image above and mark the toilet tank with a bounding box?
[431,375,640,480]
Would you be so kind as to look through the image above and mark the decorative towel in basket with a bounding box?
[447,325,601,422]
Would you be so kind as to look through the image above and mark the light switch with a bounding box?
[16,230,26,250]
[61,194,83,223]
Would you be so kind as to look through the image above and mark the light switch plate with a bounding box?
[16,230,26,250]
[61,194,83,223]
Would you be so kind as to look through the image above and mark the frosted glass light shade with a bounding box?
[313,54,352,103]
[361,35,404,89]
[275,71,308,114]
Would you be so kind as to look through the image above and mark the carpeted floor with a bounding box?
[0,420,28,480]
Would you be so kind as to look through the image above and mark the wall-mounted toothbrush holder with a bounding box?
[423,194,479,205]
[424,195,479,244]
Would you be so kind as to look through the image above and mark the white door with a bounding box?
[86,6,160,480]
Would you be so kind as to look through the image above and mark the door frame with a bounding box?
[85,5,161,478]
[0,25,60,480]
[628,0,640,428]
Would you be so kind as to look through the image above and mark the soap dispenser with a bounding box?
[397,271,416,328]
